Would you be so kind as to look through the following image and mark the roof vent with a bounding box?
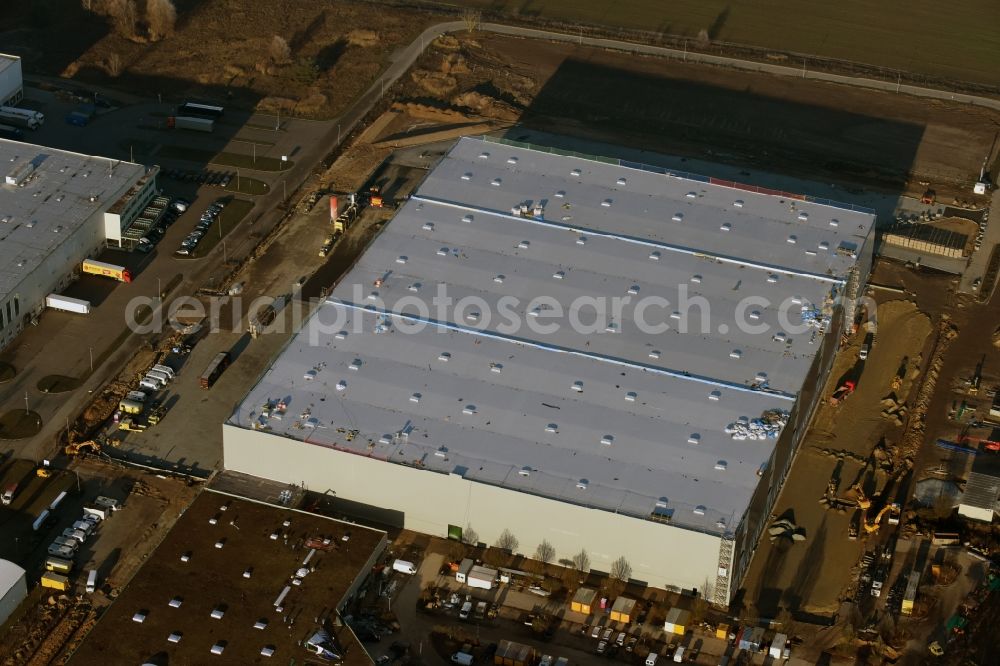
[168,597,183,608]
[336,380,347,391]
[693,506,706,516]
[648,350,661,359]
[818,241,830,250]
[422,222,434,231]
[773,332,787,342]
[571,380,584,392]
[733,200,744,208]
[655,498,668,508]
[627,285,639,295]
[600,434,614,446]
[214,539,225,549]
[767,274,778,283]
[437,247,448,256]
[410,392,421,403]
[479,152,489,159]
[507,156,518,164]
[748,310,761,320]
[210,606,225,619]
[616,177,627,185]
[463,405,477,414]
[408,283,421,292]
[576,236,587,245]
[243,568,252,579]
[708,390,722,401]
[208,515,219,525]
[601,199,612,207]
[254,619,268,630]
[462,215,473,223]
[434,448,447,458]
[553,270,565,279]
[132,611,147,623]
[491,178,501,187]
[465,311,480,321]
[396,255,408,264]
[335,330,347,340]
[180,552,191,562]
[605,322,618,332]
[688,434,701,444]
[261,646,275,657]
[545,423,558,433]
[720,223,731,231]
[649,250,661,260]
[787,235,797,244]
[517,240,529,249]
[518,466,531,477]
[438,352,451,361]
[168,632,182,644]
[555,190,565,198]
[379,434,392,444]
[368,291,379,300]
[715,461,728,471]
[211,642,226,655]
[690,274,702,283]
[576,479,588,490]
[493,275,505,283]
[797,212,809,221]
[625,391,637,402]
[461,173,472,181]
[571,169,581,177]
[729,349,742,359]
[754,372,768,383]
[671,213,683,222]
[348,359,362,371]
[829,219,839,227]
[686,191,697,198]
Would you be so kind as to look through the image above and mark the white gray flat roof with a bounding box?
[230,136,875,534]
[0,139,147,299]
[0,54,19,76]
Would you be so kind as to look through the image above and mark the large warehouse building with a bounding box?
[223,136,876,605]
[0,54,23,107]
[0,139,157,349]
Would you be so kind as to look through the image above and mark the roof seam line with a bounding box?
[410,194,846,285]
[331,300,797,402]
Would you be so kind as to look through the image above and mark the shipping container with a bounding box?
[200,352,231,389]
[41,572,70,591]
[178,102,224,118]
[172,115,214,132]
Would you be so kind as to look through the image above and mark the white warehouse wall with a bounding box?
[224,424,725,594]
[0,566,26,627]
[0,56,23,107]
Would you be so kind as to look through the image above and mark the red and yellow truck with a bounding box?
[81,259,132,283]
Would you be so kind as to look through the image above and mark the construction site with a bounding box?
[0,5,998,664]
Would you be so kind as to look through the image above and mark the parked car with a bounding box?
[175,248,191,256]
[591,625,602,639]
[172,198,190,212]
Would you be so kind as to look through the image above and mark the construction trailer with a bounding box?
[466,565,497,590]
[664,608,691,636]
[570,587,597,615]
[610,596,637,623]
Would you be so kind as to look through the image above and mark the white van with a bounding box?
[391,559,416,575]
[151,364,175,379]
[142,374,166,388]
[459,601,473,619]
[451,653,473,666]
[645,652,658,666]
[86,569,97,593]
[673,646,684,663]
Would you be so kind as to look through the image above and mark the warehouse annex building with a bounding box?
[0,139,157,349]
[224,136,876,605]
[0,558,27,627]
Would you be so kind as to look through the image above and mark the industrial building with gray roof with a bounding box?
[224,136,875,604]
[0,139,156,349]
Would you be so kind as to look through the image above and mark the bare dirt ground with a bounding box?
[0,459,199,666]
[0,0,432,118]
[397,33,999,203]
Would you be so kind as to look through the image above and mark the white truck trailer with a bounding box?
[45,294,91,314]
[466,565,497,590]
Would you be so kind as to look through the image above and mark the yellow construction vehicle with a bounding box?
[118,416,147,432]
[65,440,101,456]
[36,467,51,478]
[864,503,901,534]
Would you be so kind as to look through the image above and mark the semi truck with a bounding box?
[45,294,92,314]
[170,115,214,132]
[0,123,23,139]
[0,106,44,124]
[81,259,132,283]
[0,110,38,130]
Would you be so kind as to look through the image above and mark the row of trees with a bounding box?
[82,0,177,42]
[464,524,633,581]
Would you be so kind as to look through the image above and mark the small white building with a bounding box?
[959,453,1000,522]
[0,559,27,626]
[0,54,23,107]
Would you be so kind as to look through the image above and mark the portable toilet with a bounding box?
[570,587,597,615]
[610,596,636,623]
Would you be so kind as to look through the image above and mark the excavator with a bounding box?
[65,440,101,456]
[830,380,856,406]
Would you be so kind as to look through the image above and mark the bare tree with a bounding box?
[461,524,479,546]
[534,540,555,564]
[461,9,481,33]
[270,35,292,65]
[106,52,124,77]
[610,556,632,582]
[146,0,176,41]
[113,0,138,38]
[571,549,590,572]
[494,528,519,553]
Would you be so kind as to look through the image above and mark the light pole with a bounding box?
[157,276,162,300]
[283,180,287,202]
[223,240,228,264]
[89,347,94,372]
[24,391,29,415]
[252,142,256,166]
[337,123,341,144]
